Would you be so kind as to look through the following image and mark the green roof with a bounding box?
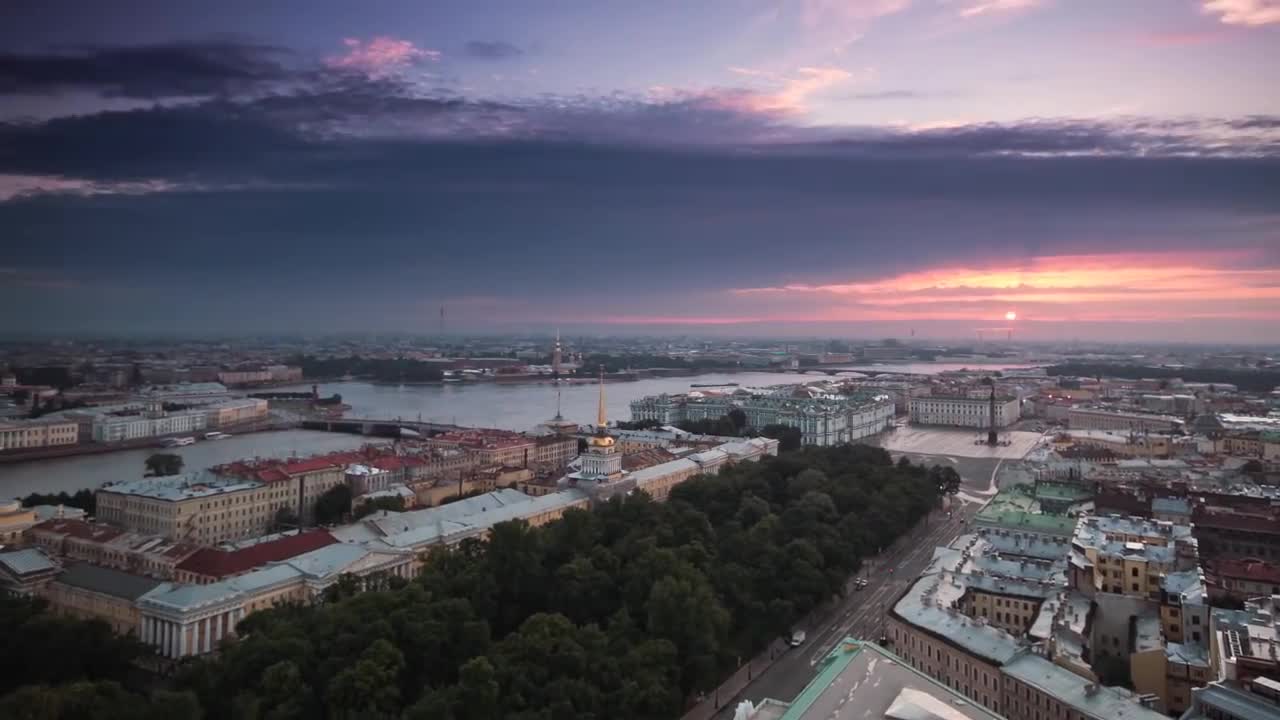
[975,508,1076,536]
[1033,482,1093,503]
[777,639,1006,720]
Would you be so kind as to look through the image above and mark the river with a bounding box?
[0,431,380,500]
[0,363,1038,498]
[826,362,1042,375]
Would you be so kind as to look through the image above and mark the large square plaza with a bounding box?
[875,426,1042,460]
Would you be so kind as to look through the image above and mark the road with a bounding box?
[710,455,999,717]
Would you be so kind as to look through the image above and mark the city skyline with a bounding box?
[3,0,1279,340]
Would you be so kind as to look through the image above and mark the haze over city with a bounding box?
[2,0,1278,340]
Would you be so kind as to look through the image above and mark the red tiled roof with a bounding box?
[33,518,126,543]
[1194,509,1280,535]
[175,530,337,579]
[256,468,290,483]
[1210,558,1280,584]
[371,456,404,471]
[282,457,341,475]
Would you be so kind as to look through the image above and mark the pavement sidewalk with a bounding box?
[681,638,793,720]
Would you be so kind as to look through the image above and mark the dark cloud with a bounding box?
[1,51,1278,334]
[0,42,293,99]
[463,41,523,60]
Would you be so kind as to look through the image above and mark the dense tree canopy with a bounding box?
[176,444,937,718]
[291,355,446,383]
[144,453,184,477]
[20,489,96,515]
[0,445,942,719]
[0,595,189,720]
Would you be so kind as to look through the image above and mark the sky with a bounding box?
[2,0,1279,342]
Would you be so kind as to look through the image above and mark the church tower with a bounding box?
[552,329,563,378]
[572,367,623,482]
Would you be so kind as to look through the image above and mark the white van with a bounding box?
[789,630,807,647]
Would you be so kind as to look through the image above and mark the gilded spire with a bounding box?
[596,365,607,428]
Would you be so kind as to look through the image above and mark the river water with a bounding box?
[0,363,1038,498]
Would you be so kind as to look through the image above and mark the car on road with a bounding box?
[788,630,807,647]
[854,577,868,590]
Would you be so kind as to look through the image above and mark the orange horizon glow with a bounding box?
[602,250,1280,327]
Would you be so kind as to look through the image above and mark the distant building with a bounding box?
[909,394,1020,429]
[217,368,274,386]
[1067,408,1184,434]
[203,398,268,427]
[424,429,537,468]
[630,386,893,446]
[96,471,307,543]
[81,401,209,442]
[0,419,80,451]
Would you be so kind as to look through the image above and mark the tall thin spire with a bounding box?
[552,328,563,377]
[555,384,563,419]
[597,365,607,428]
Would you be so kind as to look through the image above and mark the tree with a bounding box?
[1242,459,1264,474]
[313,484,352,525]
[930,465,962,495]
[761,424,802,452]
[274,507,300,531]
[727,409,747,433]
[144,453,184,477]
[454,657,499,720]
[354,495,405,520]
[20,490,95,516]
[0,445,944,719]
[324,639,404,719]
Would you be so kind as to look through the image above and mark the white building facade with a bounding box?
[630,389,894,447]
[909,395,1020,428]
[92,409,207,442]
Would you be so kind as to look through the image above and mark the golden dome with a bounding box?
[590,434,615,448]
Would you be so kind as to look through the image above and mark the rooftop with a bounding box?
[1209,558,1280,585]
[1001,653,1168,720]
[55,561,163,601]
[176,529,337,579]
[99,471,263,501]
[1184,681,1280,720]
[892,546,1025,665]
[770,639,1006,720]
[1151,496,1191,515]
[975,508,1077,537]
[0,547,58,576]
[32,518,126,544]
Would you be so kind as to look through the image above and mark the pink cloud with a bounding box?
[1201,0,1280,26]
[1138,31,1228,47]
[663,65,857,118]
[951,0,1045,18]
[0,174,177,201]
[327,36,440,74]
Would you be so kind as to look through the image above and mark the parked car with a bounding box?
[789,630,807,647]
